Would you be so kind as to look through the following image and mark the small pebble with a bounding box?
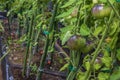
[13,57,18,61]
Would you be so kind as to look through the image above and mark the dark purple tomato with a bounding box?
[67,35,86,50]
[92,4,112,18]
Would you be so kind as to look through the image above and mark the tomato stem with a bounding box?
[84,18,110,80]
[107,0,120,20]
[36,1,59,80]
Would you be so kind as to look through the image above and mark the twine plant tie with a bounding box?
[38,67,44,72]
[116,0,120,2]
[43,30,49,35]
[69,65,77,72]
[106,47,111,53]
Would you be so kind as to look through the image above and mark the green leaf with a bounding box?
[110,0,116,4]
[109,36,118,49]
[93,26,103,37]
[35,21,43,29]
[80,24,90,36]
[60,0,75,8]
[94,63,102,70]
[99,0,107,3]
[101,57,112,68]
[62,31,72,45]
[110,67,120,80]
[116,49,120,61]
[109,21,118,36]
[17,34,27,43]
[18,13,23,19]
[100,0,115,4]
[77,71,85,80]
[35,14,42,20]
[56,7,75,19]
[31,64,37,72]
[98,72,110,80]
[85,61,90,70]
[102,49,110,57]
[33,42,38,46]
[60,63,69,71]
[0,22,4,32]
[60,25,73,42]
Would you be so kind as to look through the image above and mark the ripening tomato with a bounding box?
[92,4,112,18]
[67,35,86,50]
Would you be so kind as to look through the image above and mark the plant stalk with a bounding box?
[83,20,110,80]
[36,1,59,80]
[22,16,34,77]
[67,51,81,80]
[107,0,120,20]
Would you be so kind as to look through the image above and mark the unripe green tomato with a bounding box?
[92,4,112,18]
[67,35,86,50]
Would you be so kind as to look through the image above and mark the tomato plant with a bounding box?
[0,0,120,80]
